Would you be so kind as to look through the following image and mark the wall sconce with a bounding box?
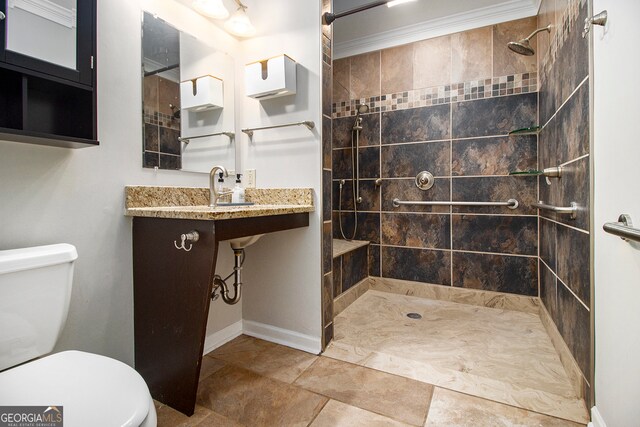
[193,0,255,38]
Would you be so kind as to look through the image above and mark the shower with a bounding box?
[338,104,369,241]
[508,24,551,56]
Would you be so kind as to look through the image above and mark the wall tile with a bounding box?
[381,178,451,213]
[540,262,558,322]
[323,62,332,117]
[382,246,451,285]
[557,280,590,376]
[323,116,332,169]
[333,179,354,211]
[369,244,381,277]
[324,322,334,348]
[334,113,381,149]
[323,170,332,221]
[143,75,159,112]
[323,221,332,275]
[452,135,537,176]
[333,58,350,104]
[452,215,537,255]
[451,176,538,215]
[158,77,179,116]
[159,154,181,170]
[381,140,450,178]
[332,148,352,180]
[556,224,590,306]
[333,256,342,296]
[382,213,450,249]
[382,104,450,144]
[493,17,538,76]
[323,273,333,326]
[556,1,589,105]
[350,51,380,99]
[144,123,159,151]
[540,217,557,271]
[452,27,492,82]
[557,81,589,164]
[333,212,380,244]
[381,44,414,94]
[159,127,180,155]
[413,35,451,89]
[358,146,380,179]
[452,252,538,296]
[343,246,368,292]
[333,180,380,212]
[322,0,332,39]
[332,116,353,149]
[539,64,559,126]
[539,115,559,172]
[452,93,537,138]
[558,156,590,231]
[143,152,159,168]
[537,0,557,60]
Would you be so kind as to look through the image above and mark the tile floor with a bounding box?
[156,332,585,426]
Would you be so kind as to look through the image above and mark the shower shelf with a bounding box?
[508,126,541,135]
[509,166,563,178]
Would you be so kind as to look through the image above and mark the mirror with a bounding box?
[6,0,78,70]
[142,11,236,173]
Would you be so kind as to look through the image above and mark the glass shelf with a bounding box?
[509,169,543,176]
[508,126,541,135]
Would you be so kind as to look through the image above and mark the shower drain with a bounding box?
[406,312,422,320]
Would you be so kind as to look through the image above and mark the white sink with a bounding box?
[224,234,265,249]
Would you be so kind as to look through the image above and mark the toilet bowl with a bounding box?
[0,244,157,427]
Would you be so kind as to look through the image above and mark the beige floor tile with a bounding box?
[294,357,433,426]
[208,334,317,383]
[197,364,327,427]
[425,388,584,427]
[195,410,245,426]
[199,356,226,381]
[310,400,412,427]
[156,404,212,427]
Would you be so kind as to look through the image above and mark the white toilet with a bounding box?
[0,244,157,427]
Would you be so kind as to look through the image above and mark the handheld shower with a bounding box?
[508,24,552,56]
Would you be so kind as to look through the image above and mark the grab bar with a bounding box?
[179,132,235,144]
[392,198,519,209]
[603,214,640,242]
[533,201,578,219]
[242,121,315,138]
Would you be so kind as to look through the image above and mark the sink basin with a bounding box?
[224,234,265,249]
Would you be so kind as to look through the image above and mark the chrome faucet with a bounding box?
[209,165,233,207]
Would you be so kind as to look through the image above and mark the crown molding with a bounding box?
[8,0,76,28]
[334,0,539,59]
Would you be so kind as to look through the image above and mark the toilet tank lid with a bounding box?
[0,244,78,275]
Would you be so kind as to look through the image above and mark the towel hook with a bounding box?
[174,231,200,252]
[583,10,607,38]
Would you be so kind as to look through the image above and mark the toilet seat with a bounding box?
[0,350,155,427]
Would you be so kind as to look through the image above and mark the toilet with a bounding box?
[0,244,157,427]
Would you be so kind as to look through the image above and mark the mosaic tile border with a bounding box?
[540,0,585,79]
[331,72,538,118]
[144,109,181,130]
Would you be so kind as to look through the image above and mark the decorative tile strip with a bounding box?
[331,72,537,118]
[143,109,180,130]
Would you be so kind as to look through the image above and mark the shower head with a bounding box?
[356,104,369,115]
[508,24,552,56]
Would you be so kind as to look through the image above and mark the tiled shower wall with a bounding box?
[331,17,541,297]
[143,75,182,170]
[537,0,592,404]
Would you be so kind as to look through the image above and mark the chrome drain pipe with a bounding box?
[212,248,245,305]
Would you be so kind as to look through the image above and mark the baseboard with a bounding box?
[202,320,243,355]
[243,320,322,355]
[589,407,605,427]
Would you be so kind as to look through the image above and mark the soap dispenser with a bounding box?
[217,172,226,193]
[232,174,245,203]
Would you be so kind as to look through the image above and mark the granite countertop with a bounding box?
[124,186,314,220]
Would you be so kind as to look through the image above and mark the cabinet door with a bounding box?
[0,0,94,86]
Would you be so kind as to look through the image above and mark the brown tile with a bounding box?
[323,62,332,117]
[310,400,411,427]
[381,44,413,94]
[493,17,538,76]
[413,35,451,89]
[199,355,226,381]
[350,51,380,99]
[323,272,334,327]
[197,365,327,426]
[333,58,350,104]
[538,0,558,60]
[209,335,317,384]
[452,135,537,177]
[144,75,159,112]
[295,357,433,426]
[425,388,583,426]
[381,213,450,249]
[195,411,244,427]
[156,403,212,427]
[158,77,180,116]
[452,27,492,82]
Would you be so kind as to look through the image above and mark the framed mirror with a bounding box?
[142,11,236,173]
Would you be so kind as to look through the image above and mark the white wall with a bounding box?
[593,0,640,425]
[0,0,242,365]
[237,0,323,351]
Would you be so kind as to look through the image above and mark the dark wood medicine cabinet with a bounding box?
[0,0,97,148]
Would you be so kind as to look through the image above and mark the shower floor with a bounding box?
[324,290,589,424]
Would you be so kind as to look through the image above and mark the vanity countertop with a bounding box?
[124,186,314,221]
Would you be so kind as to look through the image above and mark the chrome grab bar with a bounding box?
[392,199,519,209]
[603,214,640,242]
[242,121,315,137]
[178,131,235,144]
[533,201,578,220]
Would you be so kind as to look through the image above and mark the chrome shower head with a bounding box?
[508,24,552,56]
[356,104,369,115]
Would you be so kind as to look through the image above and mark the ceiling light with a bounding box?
[387,0,417,7]
[224,5,256,37]
[192,0,229,20]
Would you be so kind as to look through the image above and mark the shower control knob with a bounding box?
[415,171,435,190]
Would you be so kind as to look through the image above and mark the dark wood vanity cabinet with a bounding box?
[0,0,98,148]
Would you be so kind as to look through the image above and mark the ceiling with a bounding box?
[332,0,539,57]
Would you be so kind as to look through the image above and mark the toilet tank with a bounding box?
[0,244,77,371]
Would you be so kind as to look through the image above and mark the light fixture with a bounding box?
[192,0,229,19]
[323,0,417,25]
[224,1,256,38]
